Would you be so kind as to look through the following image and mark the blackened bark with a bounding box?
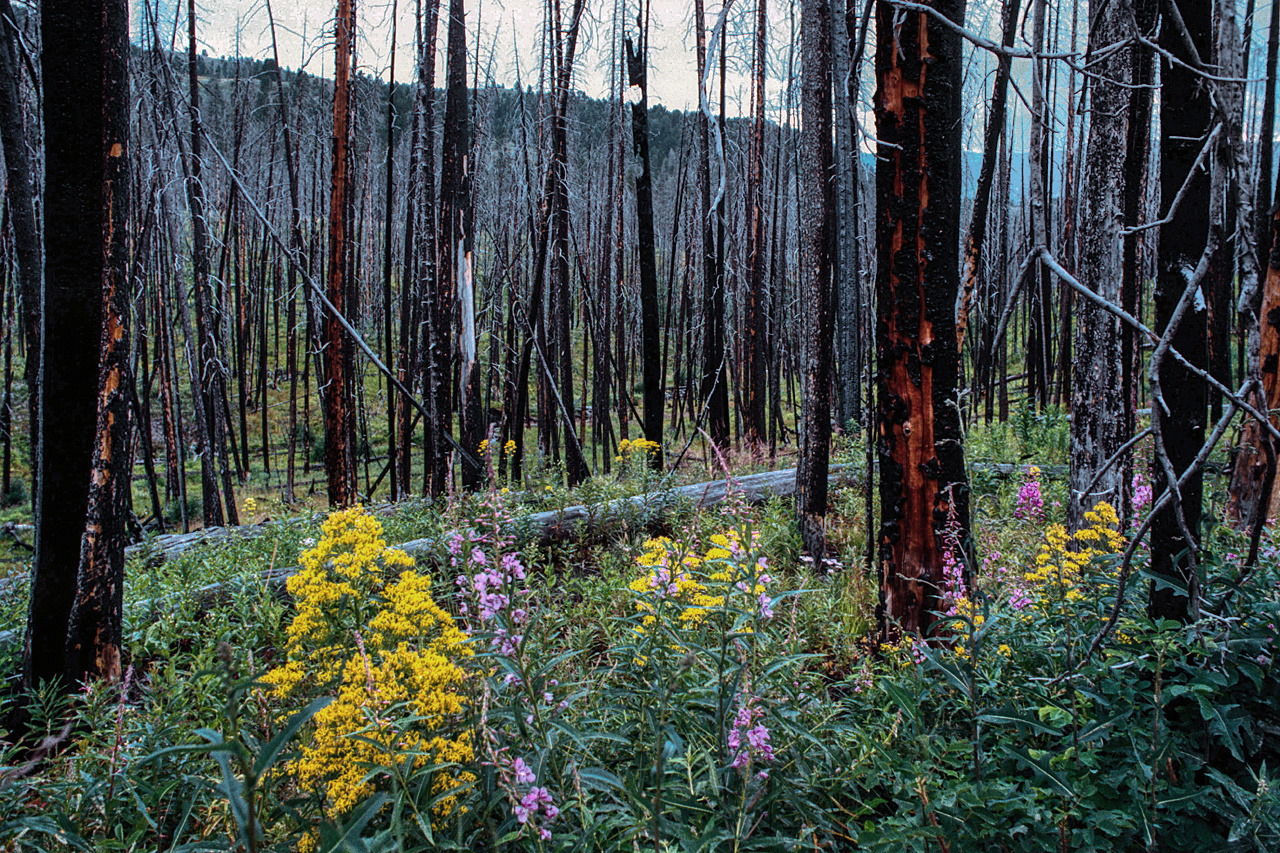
[1256,0,1280,269]
[873,0,969,639]
[549,0,590,486]
[1121,0,1157,526]
[696,0,730,452]
[1069,0,1131,527]
[442,0,482,490]
[325,0,358,507]
[25,0,128,693]
[1149,0,1211,623]
[743,0,768,451]
[267,0,303,504]
[627,28,665,470]
[797,0,834,562]
[957,0,1020,353]
[0,0,39,497]
[383,13,400,501]
[67,0,131,680]
[415,0,441,495]
[186,0,232,527]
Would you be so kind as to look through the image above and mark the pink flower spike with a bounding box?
[512,756,536,785]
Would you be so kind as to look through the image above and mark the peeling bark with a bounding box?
[25,0,129,693]
[873,0,969,639]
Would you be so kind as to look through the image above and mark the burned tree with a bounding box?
[743,0,769,453]
[441,0,481,490]
[1148,0,1211,623]
[796,0,834,561]
[695,0,730,453]
[627,10,664,470]
[24,0,131,693]
[1069,0,1131,526]
[873,0,969,638]
[324,0,359,506]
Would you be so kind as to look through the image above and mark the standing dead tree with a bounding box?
[23,0,131,705]
[873,0,969,638]
[626,1,664,471]
[1069,0,1131,527]
[324,0,359,507]
[796,0,834,562]
[1148,0,1212,623]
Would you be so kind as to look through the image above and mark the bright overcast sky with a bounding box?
[143,0,802,113]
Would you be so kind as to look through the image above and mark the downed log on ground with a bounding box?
[393,465,858,559]
[122,465,861,565]
[0,466,859,651]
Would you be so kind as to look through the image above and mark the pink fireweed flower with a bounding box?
[1132,474,1153,514]
[512,756,536,785]
[727,696,775,771]
[1014,469,1044,521]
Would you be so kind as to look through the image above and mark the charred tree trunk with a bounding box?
[548,0,590,486]
[627,19,665,470]
[797,0,834,562]
[383,9,400,501]
[1149,0,1212,623]
[24,0,129,696]
[1120,0,1157,526]
[873,0,969,639]
[743,0,769,452]
[442,0,483,490]
[0,0,39,498]
[1255,0,1280,270]
[67,11,132,683]
[325,0,359,507]
[185,0,235,527]
[696,0,730,452]
[957,0,1019,354]
[1068,0,1131,527]
[267,0,304,504]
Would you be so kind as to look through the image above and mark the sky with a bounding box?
[142,0,1280,146]
[148,0,795,113]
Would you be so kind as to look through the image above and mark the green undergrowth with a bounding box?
[1,441,1279,851]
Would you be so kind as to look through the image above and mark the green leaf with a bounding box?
[880,679,920,725]
[577,766,624,791]
[252,696,331,779]
[977,705,1063,736]
[1001,746,1075,799]
[919,647,972,697]
[316,792,387,853]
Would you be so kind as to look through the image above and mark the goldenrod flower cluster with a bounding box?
[615,437,661,462]
[263,506,474,829]
[628,530,773,633]
[1023,502,1126,613]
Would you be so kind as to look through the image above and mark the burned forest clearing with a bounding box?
[3,0,1280,849]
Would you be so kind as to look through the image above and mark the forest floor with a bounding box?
[1,408,1279,851]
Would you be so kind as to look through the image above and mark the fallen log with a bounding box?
[0,466,859,652]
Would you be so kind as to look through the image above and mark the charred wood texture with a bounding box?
[25,0,129,693]
[324,0,359,507]
[628,27,665,472]
[873,0,969,639]
[1069,0,1131,527]
[797,0,834,562]
[1149,0,1211,623]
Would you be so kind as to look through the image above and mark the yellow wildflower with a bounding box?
[263,506,473,828]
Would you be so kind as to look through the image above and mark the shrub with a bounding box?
[262,506,474,841]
